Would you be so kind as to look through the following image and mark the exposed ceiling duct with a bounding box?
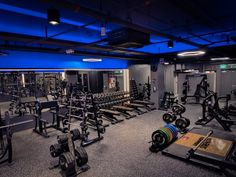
[107,28,150,48]
[40,0,203,48]
[0,32,153,60]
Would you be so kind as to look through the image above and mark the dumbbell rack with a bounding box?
[130,79,139,100]
[67,93,104,147]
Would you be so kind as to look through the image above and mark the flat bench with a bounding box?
[100,109,121,115]
[124,103,144,108]
[133,100,155,105]
[113,105,134,111]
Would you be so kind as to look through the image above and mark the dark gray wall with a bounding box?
[89,71,103,93]
[129,64,150,84]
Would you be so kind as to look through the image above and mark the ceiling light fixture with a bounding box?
[65,49,75,54]
[177,50,206,57]
[168,40,173,48]
[164,62,169,65]
[82,58,102,62]
[47,8,60,25]
[211,57,230,61]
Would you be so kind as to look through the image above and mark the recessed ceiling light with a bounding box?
[164,62,169,65]
[82,58,102,62]
[168,40,173,48]
[211,57,230,61]
[47,8,60,25]
[49,21,59,25]
[177,50,206,57]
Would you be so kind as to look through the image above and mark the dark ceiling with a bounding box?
[1,0,236,63]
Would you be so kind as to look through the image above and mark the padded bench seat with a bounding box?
[133,100,154,105]
[100,109,120,115]
[113,105,134,111]
[124,103,144,108]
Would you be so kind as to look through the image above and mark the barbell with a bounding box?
[0,120,33,130]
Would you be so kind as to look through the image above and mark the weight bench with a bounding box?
[132,100,156,111]
[33,101,64,137]
[50,107,69,129]
[99,109,124,124]
[124,103,147,115]
[112,105,136,119]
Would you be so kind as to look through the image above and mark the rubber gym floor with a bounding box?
[0,104,235,177]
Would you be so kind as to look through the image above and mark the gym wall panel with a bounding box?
[219,70,236,96]
[0,51,129,69]
[164,65,175,93]
[129,64,151,84]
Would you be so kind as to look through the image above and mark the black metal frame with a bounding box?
[181,74,209,104]
[33,100,64,137]
[162,128,236,174]
[195,92,236,131]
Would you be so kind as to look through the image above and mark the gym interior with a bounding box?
[0,1,236,177]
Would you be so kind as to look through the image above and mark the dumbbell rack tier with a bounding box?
[130,79,139,100]
[67,93,104,147]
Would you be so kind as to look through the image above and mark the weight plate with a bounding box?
[74,146,88,167]
[163,112,176,123]
[172,104,186,115]
[163,127,173,142]
[50,144,62,157]
[159,128,171,143]
[167,124,178,137]
[162,127,173,139]
[70,129,81,141]
[159,128,170,143]
[57,135,68,144]
[165,124,178,137]
[175,118,188,130]
[184,118,190,127]
[152,130,167,146]
[59,152,75,171]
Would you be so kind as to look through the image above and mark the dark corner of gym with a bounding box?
[0,1,236,177]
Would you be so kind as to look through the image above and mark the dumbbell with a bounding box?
[175,117,190,131]
[171,104,186,115]
[50,143,63,157]
[57,129,81,144]
[162,112,177,124]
